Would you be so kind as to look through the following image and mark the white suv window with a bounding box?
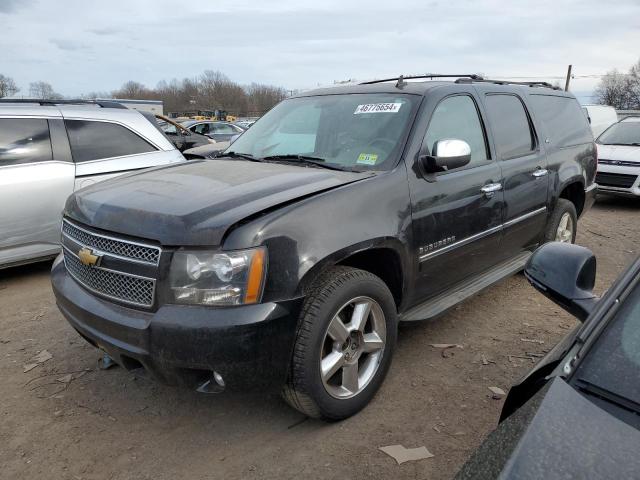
[65,120,156,162]
[0,118,53,166]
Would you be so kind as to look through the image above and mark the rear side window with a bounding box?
[484,94,535,159]
[65,120,156,163]
[0,118,52,166]
[529,95,593,147]
[213,123,239,134]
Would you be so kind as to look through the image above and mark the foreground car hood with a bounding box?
[597,144,640,163]
[65,159,372,246]
[456,378,640,479]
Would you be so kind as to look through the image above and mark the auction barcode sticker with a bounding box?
[354,103,402,114]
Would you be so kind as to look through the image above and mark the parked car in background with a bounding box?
[150,114,212,152]
[582,104,618,138]
[51,75,596,420]
[182,141,231,159]
[181,120,246,142]
[0,99,184,269]
[457,243,640,479]
[595,116,640,197]
[235,119,257,129]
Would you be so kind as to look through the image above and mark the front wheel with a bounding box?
[282,267,397,420]
[544,198,577,244]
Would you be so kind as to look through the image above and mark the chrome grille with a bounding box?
[62,220,160,265]
[63,248,155,307]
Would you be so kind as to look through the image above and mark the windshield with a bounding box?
[575,279,640,411]
[226,93,420,171]
[597,122,640,146]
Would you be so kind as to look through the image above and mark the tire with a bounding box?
[544,198,577,244]
[282,266,397,420]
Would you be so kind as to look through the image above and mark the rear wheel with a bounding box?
[544,198,577,244]
[282,267,397,420]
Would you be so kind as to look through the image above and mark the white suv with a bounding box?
[0,100,185,268]
[596,117,640,198]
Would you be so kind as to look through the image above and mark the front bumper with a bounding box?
[51,255,302,391]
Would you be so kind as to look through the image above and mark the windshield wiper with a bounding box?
[262,154,350,171]
[575,378,640,415]
[601,143,640,146]
[220,151,263,162]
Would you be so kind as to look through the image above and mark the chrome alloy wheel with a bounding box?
[555,212,574,243]
[320,296,387,399]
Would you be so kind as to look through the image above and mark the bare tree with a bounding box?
[0,74,19,98]
[593,65,640,110]
[111,80,152,99]
[29,81,62,99]
[245,83,287,115]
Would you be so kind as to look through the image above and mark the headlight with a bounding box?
[169,247,266,306]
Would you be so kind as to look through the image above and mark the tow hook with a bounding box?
[196,371,226,394]
[98,352,117,370]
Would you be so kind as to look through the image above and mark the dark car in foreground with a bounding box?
[52,74,596,420]
[457,242,640,479]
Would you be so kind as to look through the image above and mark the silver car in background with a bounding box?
[0,100,185,269]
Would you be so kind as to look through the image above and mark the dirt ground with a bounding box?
[1,196,638,480]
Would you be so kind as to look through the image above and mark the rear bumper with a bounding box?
[51,255,301,391]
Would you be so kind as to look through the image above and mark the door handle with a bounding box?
[480,183,502,198]
[532,168,549,178]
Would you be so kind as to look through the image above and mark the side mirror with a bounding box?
[420,139,471,173]
[524,243,599,322]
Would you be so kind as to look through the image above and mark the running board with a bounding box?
[399,252,532,322]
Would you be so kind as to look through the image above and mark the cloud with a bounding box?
[88,27,122,36]
[51,38,91,52]
[0,0,33,14]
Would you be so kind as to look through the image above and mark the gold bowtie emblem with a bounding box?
[78,247,101,267]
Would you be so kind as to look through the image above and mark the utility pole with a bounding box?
[564,65,572,91]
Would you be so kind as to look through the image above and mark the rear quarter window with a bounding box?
[529,95,593,148]
[65,119,156,163]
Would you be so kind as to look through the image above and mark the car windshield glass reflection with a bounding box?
[227,93,419,171]
[575,282,640,411]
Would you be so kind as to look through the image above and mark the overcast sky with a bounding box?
[2,0,639,100]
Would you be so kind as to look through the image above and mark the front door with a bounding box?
[477,89,549,258]
[0,117,75,264]
[407,90,504,303]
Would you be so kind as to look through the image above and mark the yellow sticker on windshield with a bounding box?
[357,153,378,165]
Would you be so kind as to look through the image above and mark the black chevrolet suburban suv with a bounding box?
[52,75,597,420]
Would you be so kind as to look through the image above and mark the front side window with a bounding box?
[228,93,420,171]
[213,123,239,134]
[484,94,535,159]
[0,118,52,166]
[597,122,640,146]
[423,95,489,168]
[65,120,156,162]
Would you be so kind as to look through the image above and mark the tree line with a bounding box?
[593,59,640,110]
[0,70,288,117]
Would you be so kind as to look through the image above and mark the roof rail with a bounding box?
[0,99,127,109]
[360,74,484,86]
[454,78,562,90]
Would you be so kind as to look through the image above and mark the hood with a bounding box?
[65,159,372,246]
[597,144,640,163]
[183,142,230,158]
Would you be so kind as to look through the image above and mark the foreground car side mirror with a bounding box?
[524,243,599,322]
[420,139,471,173]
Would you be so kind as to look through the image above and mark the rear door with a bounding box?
[0,117,74,264]
[478,89,549,258]
[407,87,504,302]
[64,119,168,190]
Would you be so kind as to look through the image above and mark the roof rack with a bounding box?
[454,78,561,90]
[0,99,127,109]
[360,74,483,86]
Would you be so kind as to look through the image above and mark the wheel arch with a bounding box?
[558,178,586,218]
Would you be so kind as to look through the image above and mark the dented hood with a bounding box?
[65,159,372,246]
